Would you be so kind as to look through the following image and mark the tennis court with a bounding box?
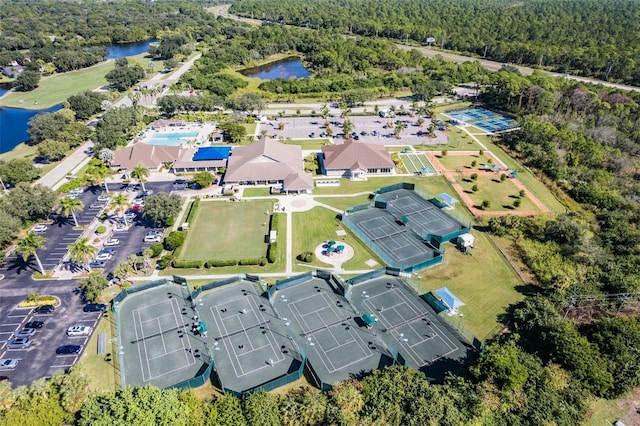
[348,276,471,380]
[197,280,303,394]
[447,107,518,133]
[272,276,394,386]
[117,282,208,389]
[377,188,463,237]
[400,152,435,175]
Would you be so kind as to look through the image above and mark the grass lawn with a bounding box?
[474,134,566,215]
[584,390,640,426]
[242,187,272,197]
[408,230,524,340]
[283,138,331,150]
[386,145,413,153]
[181,200,273,261]
[315,194,372,211]
[416,128,482,152]
[0,142,38,162]
[292,206,383,271]
[459,173,540,212]
[437,153,491,171]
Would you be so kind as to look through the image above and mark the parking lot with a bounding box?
[0,290,103,386]
[260,115,448,146]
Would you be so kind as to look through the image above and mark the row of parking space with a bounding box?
[0,297,104,386]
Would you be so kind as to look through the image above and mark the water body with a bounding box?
[0,104,62,154]
[105,39,156,60]
[0,40,155,155]
[241,57,311,80]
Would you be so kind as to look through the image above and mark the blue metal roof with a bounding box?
[192,146,231,161]
[433,287,465,311]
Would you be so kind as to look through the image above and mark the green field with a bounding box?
[282,138,331,150]
[292,206,382,271]
[315,194,372,211]
[459,173,540,212]
[242,187,272,197]
[181,200,273,261]
[407,231,524,340]
[437,153,491,171]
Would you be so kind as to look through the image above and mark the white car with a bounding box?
[66,325,92,336]
[133,200,144,207]
[97,195,111,203]
[32,224,48,232]
[0,359,18,370]
[144,235,162,243]
[104,238,120,246]
[113,224,129,232]
[95,252,113,261]
[124,213,137,221]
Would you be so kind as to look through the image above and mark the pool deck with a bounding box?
[139,123,216,147]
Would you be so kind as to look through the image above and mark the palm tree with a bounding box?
[87,161,112,193]
[57,197,84,227]
[131,165,150,191]
[17,232,48,275]
[394,121,406,139]
[320,104,330,119]
[110,193,131,225]
[68,238,98,272]
[342,119,354,139]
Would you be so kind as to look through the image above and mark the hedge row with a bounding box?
[205,259,238,268]
[240,258,268,266]
[267,242,278,263]
[172,260,204,269]
[185,198,200,224]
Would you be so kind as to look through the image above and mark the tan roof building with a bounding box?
[224,139,313,193]
[321,140,395,178]
[111,144,181,171]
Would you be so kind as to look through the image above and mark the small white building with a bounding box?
[456,233,474,249]
[269,230,277,243]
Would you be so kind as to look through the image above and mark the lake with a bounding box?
[241,57,311,80]
[0,39,155,155]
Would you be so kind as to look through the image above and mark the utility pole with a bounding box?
[0,176,7,194]
[483,45,488,58]
[539,54,544,67]
[605,64,613,81]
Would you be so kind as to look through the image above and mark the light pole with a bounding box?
[0,176,7,194]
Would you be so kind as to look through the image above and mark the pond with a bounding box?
[0,104,62,154]
[241,57,311,80]
[105,39,156,60]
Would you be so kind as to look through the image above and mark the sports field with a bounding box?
[458,173,540,212]
[181,200,273,261]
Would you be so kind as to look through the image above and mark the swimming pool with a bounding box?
[145,132,199,146]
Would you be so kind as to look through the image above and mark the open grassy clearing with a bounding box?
[459,173,540,212]
[181,200,273,261]
[315,194,372,211]
[437,153,491,170]
[584,390,640,426]
[292,206,383,272]
[1,53,143,109]
[242,186,272,197]
[474,134,566,215]
[408,230,524,340]
[0,142,38,162]
[385,145,413,153]
[281,138,331,150]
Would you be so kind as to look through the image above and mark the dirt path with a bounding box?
[426,151,552,217]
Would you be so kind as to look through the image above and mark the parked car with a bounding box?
[83,303,107,313]
[148,230,163,237]
[70,188,84,196]
[124,212,137,221]
[140,190,153,196]
[113,224,130,232]
[89,260,107,269]
[34,305,55,314]
[104,238,120,246]
[99,248,116,255]
[32,224,48,232]
[89,203,104,209]
[131,204,143,212]
[7,337,31,349]
[13,328,36,338]
[24,321,44,329]
[97,195,110,203]
[66,325,92,336]
[143,235,162,243]
[56,345,82,355]
[0,359,18,370]
[95,252,113,261]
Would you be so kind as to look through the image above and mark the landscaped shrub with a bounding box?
[164,230,187,251]
[297,252,314,262]
[185,198,200,224]
[172,260,203,269]
[267,242,278,263]
[158,254,174,269]
[95,225,107,234]
[165,217,175,226]
[205,259,238,268]
[239,258,268,266]
[150,243,163,257]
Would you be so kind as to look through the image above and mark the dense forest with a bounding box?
[230,0,640,85]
